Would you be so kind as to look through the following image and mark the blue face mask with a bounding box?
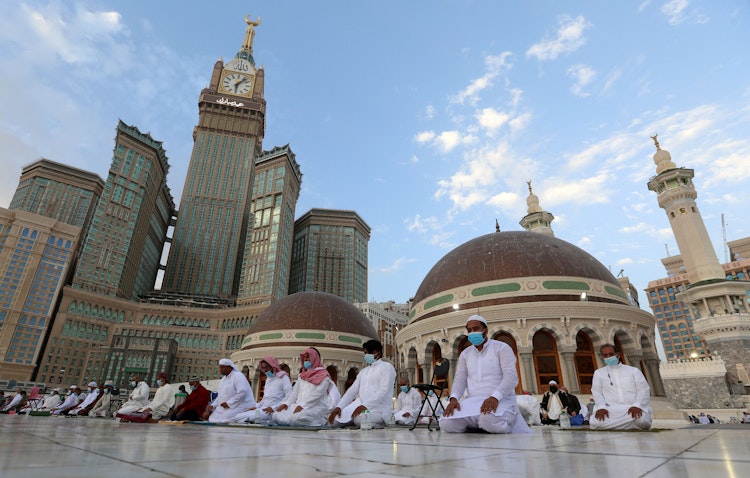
[265,371,274,378]
[364,353,376,365]
[467,332,485,346]
[156,380,163,387]
[303,360,312,370]
[604,356,619,367]
[190,385,197,391]
[400,385,409,393]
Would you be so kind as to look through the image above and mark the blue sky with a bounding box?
[0,1,748,310]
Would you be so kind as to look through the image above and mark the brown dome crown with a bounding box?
[247,291,377,338]
[413,231,621,304]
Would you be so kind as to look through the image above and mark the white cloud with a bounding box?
[406,214,440,234]
[453,52,512,105]
[526,15,590,61]
[436,131,475,152]
[487,191,521,212]
[602,68,622,93]
[567,64,596,97]
[476,108,510,133]
[543,172,612,206]
[617,258,634,265]
[377,257,416,274]
[577,236,593,247]
[425,105,435,120]
[661,0,689,25]
[414,131,436,143]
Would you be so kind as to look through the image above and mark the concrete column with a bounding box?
[560,351,579,394]
[518,349,536,394]
[645,358,666,396]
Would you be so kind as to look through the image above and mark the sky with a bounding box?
[0,0,749,312]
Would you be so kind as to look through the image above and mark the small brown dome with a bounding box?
[414,231,621,304]
[247,291,377,338]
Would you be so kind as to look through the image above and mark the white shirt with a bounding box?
[395,387,422,415]
[591,362,650,411]
[142,384,175,413]
[129,381,151,406]
[450,339,518,403]
[55,392,79,411]
[258,374,292,409]
[336,359,397,416]
[208,370,255,422]
[72,389,100,411]
[41,394,62,410]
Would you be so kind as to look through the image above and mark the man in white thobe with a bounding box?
[40,389,62,411]
[393,376,422,426]
[52,386,81,415]
[516,391,542,426]
[90,383,115,417]
[274,348,336,427]
[138,372,175,421]
[204,358,256,423]
[68,382,101,415]
[329,340,396,428]
[441,315,531,434]
[1,389,26,413]
[234,356,292,424]
[590,343,652,430]
[117,375,150,415]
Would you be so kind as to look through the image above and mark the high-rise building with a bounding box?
[355,301,408,364]
[9,159,104,232]
[71,120,174,299]
[163,16,266,297]
[237,145,302,305]
[646,136,750,380]
[289,208,370,304]
[0,209,81,380]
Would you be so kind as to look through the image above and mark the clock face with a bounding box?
[222,73,252,95]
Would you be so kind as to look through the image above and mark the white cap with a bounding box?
[219,358,234,367]
[69,385,77,389]
[549,380,557,385]
[466,314,487,326]
[88,381,97,387]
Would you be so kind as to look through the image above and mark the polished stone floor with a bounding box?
[1,415,748,477]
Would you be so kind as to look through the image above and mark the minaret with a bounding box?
[647,135,750,381]
[519,180,555,236]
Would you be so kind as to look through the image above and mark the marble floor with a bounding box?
[1,415,748,477]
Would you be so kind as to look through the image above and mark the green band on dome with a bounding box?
[295,332,326,339]
[605,285,628,299]
[424,294,455,310]
[542,280,590,291]
[259,332,283,340]
[472,283,522,296]
[338,335,362,344]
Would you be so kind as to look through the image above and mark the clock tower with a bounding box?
[163,15,267,297]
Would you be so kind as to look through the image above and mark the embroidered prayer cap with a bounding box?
[104,382,115,387]
[188,376,201,382]
[88,381,97,387]
[466,314,487,326]
[548,380,557,385]
[69,385,77,390]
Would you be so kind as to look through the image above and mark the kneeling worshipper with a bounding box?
[440,315,531,434]
[590,343,652,430]
[234,356,292,424]
[121,372,174,422]
[516,391,542,426]
[68,382,101,416]
[1,389,27,413]
[203,358,256,423]
[52,386,81,415]
[116,375,151,416]
[329,339,396,428]
[393,376,422,426]
[274,348,336,427]
[89,382,116,417]
[170,377,210,421]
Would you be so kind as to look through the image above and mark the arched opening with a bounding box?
[326,365,338,385]
[533,330,561,391]
[344,367,359,392]
[493,331,522,394]
[574,331,597,394]
[613,333,629,365]
[430,343,448,390]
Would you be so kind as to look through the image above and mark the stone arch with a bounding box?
[344,367,359,392]
[532,328,562,391]
[326,365,339,386]
[526,322,566,346]
[493,330,522,394]
[570,322,605,348]
[407,347,420,384]
[611,328,636,364]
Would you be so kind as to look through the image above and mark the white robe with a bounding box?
[440,340,531,434]
[41,394,62,411]
[2,393,23,411]
[69,389,101,415]
[208,370,255,423]
[516,395,542,426]
[234,374,292,423]
[140,384,175,420]
[334,359,396,427]
[52,393,79,414]
[590,363,652,430]
[117,381,150,415]
[273,377,335,427]
[418,393,445,424]
[394,387,422,425]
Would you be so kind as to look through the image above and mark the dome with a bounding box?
[234,49,256,66]
[413,231,622,305]
[246,291,377,338]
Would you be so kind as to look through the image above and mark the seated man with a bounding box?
[52,386,81,415]
[540,380,570,425]
[89,382,115,417]
[116,375,150,415]
[560,386,584,425]
[329,340,396,428]
[170,376,210,421]
[274,348,336,427]
[1,389,27,413]
[40,389,62,411]
[135,372,174,422]
[516,391,542,426]
[203,359,256,423]
[441,315,531,434]
[68,382,101,416]
[393,376,422,426]
[234,357,292,424]
[418,390,444,424]
[590,343,652,430]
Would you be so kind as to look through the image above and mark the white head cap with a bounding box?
[549,380,557,386]
[466,314,487,326]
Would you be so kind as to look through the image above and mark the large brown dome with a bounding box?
[413,231,622,304]
[247,291,377,338]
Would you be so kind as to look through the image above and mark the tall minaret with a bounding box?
[519,180,555,236]
[647,135,750,381]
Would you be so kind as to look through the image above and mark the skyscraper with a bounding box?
[71,121,174,299]
[163,16,266,297]
[289,208,370,304]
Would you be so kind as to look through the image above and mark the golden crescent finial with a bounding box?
[526,180,533,193]
[245,15,261,27]
[650,133,660,149]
